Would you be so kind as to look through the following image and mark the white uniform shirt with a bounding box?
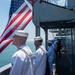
[47,45,55,60]
[52,41,57,61]
[33,45,47,75]
[9,44,33,75]
[52,41,57,51]
[47,45,55,75]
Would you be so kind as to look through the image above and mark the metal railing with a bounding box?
[53,63,56,75]
[0,63,11,75]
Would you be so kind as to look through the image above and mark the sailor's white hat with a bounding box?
[47,40,53,44]
[14,30,28,37]
[34,36,42,41]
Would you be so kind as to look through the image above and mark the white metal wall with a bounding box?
[67,0,75,10]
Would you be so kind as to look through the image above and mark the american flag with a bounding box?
[0,0,32,52]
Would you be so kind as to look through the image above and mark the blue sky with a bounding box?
[0,0,10,34]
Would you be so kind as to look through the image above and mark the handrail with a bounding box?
[0,63,11,75]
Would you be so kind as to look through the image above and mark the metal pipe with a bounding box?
[70,28,73,71]
[44,28,48,49]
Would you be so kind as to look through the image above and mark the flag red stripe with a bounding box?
[0,39,12,53]
[1,5,28,37]
[29,0,35,3]
[1,10,32,43]
[21,16,32,30]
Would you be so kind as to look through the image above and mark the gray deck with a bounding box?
[56,53,75,75]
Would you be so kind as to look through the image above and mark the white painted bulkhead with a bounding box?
[33,0,75,25]
[67,0,75,10]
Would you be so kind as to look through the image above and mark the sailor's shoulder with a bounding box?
[23,45,31,50]
[12,49,26,58]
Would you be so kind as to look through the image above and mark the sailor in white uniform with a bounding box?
[52,40,57,52]
[33,36,47,75]
[9,30,33,75]
[52,40,57,63]
[47,40,55,75]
